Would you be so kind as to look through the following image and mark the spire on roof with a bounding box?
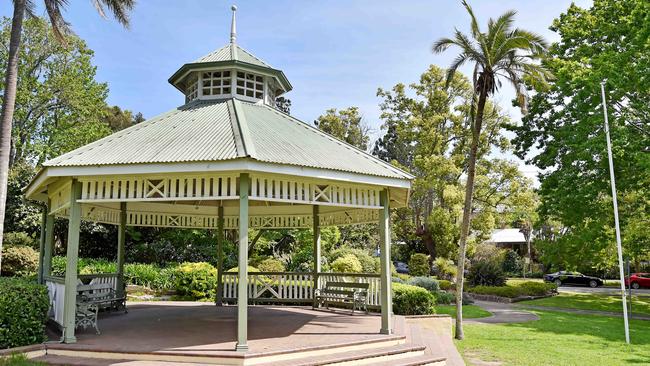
[230,5,237,44]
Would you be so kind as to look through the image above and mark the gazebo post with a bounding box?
[62,180,82,343]
[379,189,393,335]
[117,202,127,298]
[236,173,249,352]
[216,205,225,306]
[43,199,54,278]
[37,208,47,284]
[312,205,321,306]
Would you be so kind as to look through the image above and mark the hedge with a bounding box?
[0,278,49,349]
[392,282,435,315]
[468,281,557,298]
[1,246,38,277]
[408,253,430,277]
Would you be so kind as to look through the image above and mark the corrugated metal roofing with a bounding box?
[238,102,411,179]
[44,100,239,167]
[44,99,412,180]
[193,44,271,68]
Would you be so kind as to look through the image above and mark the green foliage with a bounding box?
[392,283,436,315]
[329,247,378,273]
[124,263,172,291]
[3,232,38,249]
[469,282,557,298]
[432,257,457,281]
[0,353,45,365]
[331,254,362,273]
[0,278,49,349]
[256,258,285,272]
[467,260,507,287]
[0,17,112,166]
[434,290,455,305]
[438,280,454,291]
[314,107,369,150]
[509,0,650,271]
[406,276,440,292]
[1,246,38,277]
[172,262,218,300]
[408,253,430,277]
[4,163,41,237]
[502,250,522,275]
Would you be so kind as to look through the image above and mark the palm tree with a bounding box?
[0,0,135,272]
[433,0,550,340]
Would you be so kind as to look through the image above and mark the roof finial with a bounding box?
[230,5,237,44]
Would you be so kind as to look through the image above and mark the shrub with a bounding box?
[432,257,456,281]
[394,273,410,282]
[331,254,362,273]
[408,253,430,277]
[467,260,506,287]
[173,262,218,300]
[3,232,38,249]
[517,281,558,296]
[407,276,440,292]
[392,283,436,315]
[124,263,165,289]
[392,276,405,283]
[434,290,455,305]
[329,247,378,273]
[257,258,286,272]
[0,278,49,348]
[79,259,117,275]
[469,285,520,298]
[1,246,39,277]
[502,250,522,274]
[438,280,454,291]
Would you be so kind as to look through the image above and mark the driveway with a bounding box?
[558,285,650,297]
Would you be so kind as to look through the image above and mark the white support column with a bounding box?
[379,189,392,334]
[312,205,321,306]
[62,180,82,343]
[37,208,46,284]
[216,205,225,306]
[236,173,249,352]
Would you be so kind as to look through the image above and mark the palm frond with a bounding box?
[44,0,71,42]
[432,37,457,54]
[445,53,469,88]
[92,0,135,28]
[486,10,516,50]
[462,0,481,39]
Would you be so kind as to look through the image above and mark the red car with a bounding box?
[625,273,650,289]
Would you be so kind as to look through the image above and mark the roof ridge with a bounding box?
[231,99,256,158]
[252,102,414,180]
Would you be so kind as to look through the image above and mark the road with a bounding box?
[558,285,650,297]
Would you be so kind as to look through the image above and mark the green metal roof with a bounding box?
[193,44,271,68]
[43,99,412,181]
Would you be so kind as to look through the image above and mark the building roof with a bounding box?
[487,228,527,244]
[193,43,271,68]
[43,99,413,181]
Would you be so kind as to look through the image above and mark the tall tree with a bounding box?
[510,0,650,272]
[433,1,549,339]
[314,107,370,151]
[0,0,135,272]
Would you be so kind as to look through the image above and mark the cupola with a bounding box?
[168,6,292,106]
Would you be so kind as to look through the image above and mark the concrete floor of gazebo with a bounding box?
[45,302,399,356]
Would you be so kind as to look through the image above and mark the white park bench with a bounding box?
[314,281,369,314]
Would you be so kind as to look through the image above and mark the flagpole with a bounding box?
[600,80,630,344]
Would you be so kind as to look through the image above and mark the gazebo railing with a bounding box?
[221,272,381,308]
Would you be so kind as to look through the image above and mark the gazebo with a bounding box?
[25,6,412,351]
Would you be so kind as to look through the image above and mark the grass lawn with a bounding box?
[435,305,491,319]
[455,310,650,366]
[518,292,650,316]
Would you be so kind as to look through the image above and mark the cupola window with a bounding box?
[202,70,231,96]
[236,71,264,99]
[185,74,198,102]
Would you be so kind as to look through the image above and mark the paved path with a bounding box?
[518,304,650,320]
[406,316,466,366]
[467,301,539,324]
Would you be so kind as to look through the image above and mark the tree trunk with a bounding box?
[455,85,488,340]
[0,1,26,273]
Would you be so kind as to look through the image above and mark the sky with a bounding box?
[1,0,592,182]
